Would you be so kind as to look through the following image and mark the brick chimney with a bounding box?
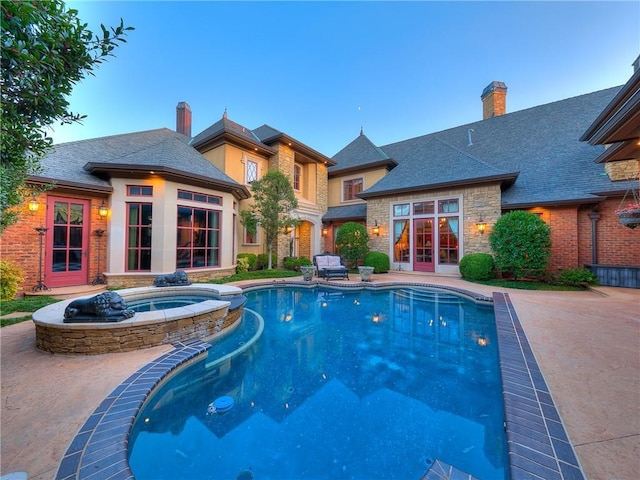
[481,81,507,119]
[176,101,192,137]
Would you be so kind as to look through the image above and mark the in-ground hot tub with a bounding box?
[32,284,245,355]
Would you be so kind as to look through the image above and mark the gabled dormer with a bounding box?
[327,129,397,208]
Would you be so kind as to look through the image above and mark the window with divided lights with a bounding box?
[343,177,363,201]
[392,197,461,266]
[127,203,152,271]
[176,206,220,269]
[127,185,153,196]
[177,190,222,205]
[247,160,258,184]
[244,227,258,245]
[294,164,302,191]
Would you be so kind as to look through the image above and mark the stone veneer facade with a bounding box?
[365,183,502,264]
[35,304,242,355]
[104,267,237,289]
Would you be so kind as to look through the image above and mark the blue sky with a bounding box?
[51,1,639,157]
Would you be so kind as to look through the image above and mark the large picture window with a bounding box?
[343,177,363,201]
[438,217,459,264]
[393,219,410,262]
[127,203,152,271]
[392,196,461,268]
[176,206,220,269]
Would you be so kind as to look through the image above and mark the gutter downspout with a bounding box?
[588,210,601,264]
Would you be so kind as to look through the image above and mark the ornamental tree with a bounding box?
[0,0,133,231]
[488,210,551,280]
[335,221,369,268]
[240,170,299,269]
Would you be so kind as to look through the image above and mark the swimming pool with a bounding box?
[128,286,508,479]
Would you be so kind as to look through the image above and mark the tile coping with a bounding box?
[54,281,585,480]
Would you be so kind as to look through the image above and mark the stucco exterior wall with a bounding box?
[327,168,387,207]
[106,178,238,277]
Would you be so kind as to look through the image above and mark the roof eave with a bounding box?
[27,175,113,194]
[84,164,250,200]
[580,71,640,143]
[358,173,518,199]
[328,159,398,177]
[593,141,640,163]
[502,197,606,209]
[192,131,276,156]
[261,132,336,166]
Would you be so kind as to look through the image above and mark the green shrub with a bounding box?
[363,251,390,273]
[256,253,277,270]
[489,211,551,280]
[556,268,598,286]
[335,222,369,268]
[459,253,495,281]
[237,253,257,270]
[299,256,312,267]
[1,260,23,302]
[283,256,314,271]
[236,257,249,274]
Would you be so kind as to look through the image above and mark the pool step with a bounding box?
[394,288,464,305]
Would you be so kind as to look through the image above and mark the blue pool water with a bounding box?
[128,286,508,479]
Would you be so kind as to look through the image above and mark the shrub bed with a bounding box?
[459,253,495,281]
[364,251,390,273]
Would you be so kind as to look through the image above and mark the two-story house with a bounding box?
[2,68,639,294]
[2,105,332,292]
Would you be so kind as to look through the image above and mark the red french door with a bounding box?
[45,197,91,287]
[413,218,434,272]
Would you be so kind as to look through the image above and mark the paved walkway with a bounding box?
[1,273,638,479]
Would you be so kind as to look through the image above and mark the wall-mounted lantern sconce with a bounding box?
[321,226,328,236]
[476,214,487,235]
[28,196,39,213]
[98,200,109,218]
[372,220,380,236]
[282,225,293,234]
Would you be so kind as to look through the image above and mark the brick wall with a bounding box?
[528,206,579,274]
[1,192,108,296]
[581,198,640,267]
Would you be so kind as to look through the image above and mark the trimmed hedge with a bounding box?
[237,253,257,271]
[555,268,598,286]
[256,253,277,270]
[283,256,313,271]
[363,251,390,273]
[459,253,495,281]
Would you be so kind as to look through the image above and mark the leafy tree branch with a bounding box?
[1,0,133,230]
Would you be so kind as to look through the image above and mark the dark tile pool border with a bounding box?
[55,282,585,480]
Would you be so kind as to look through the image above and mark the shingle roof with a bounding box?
[323,204,367,222]
[345,86,636,206]
[36,128,249,198]
[190,115,272,154]
[329,132,397,174]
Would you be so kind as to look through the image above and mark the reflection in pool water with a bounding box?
[128,286,508,479]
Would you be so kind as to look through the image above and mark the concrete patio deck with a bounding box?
[1,273,638,479]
